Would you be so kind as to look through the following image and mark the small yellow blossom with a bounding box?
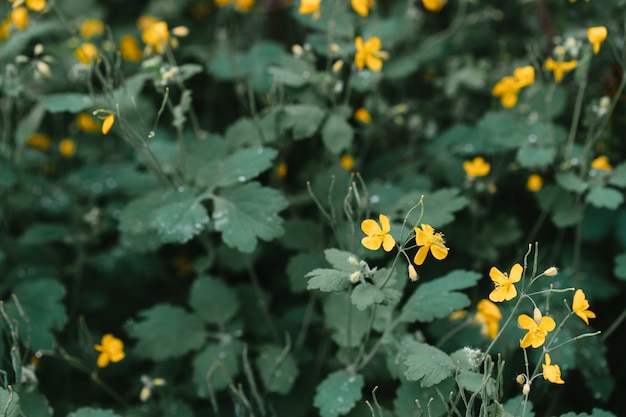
[0,19,11,41]
[591,155,612,171]
[448,309,467,321]
[141,19,170,55]
[340,154,354,171]
[542,353,565,384]
[59,139,76,157]
[26,0,46,12]
[140,375,166,402]
[354,108,372,123]
[102,114,115,135]
[277,162,287,178]
[94,334,125,368]
[413,224,448,265]
[354,36,387,72]
[587,26,607,55]
[492,76,521,108]
[120,35,143,62]
[513,65,535,87]
[351,0,374,17]
[76,113,100,132]
[79,19,105,39]
[463,156,491,177]
[544,57,577,83]
[572,289,596,325]
[299,0,321,15]
[74,43,99,64]
[475,299,502,340]
[526,174,543,192]
[361,214,396,252]
[488,263,522,302]
[518,312,556,348]
[422,0,445,12]
[214,0,255,12]
[27,133,50,150]
[11,7,29,31]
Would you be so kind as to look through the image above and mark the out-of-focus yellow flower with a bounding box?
[26,0,46,12]
[491,77,520,108]
[449,309,468,321]
[488,263,522,302]
[518,312,556,348]
[354,107,372,123]
[542,353,565,384]
[74,43,99,64]
[340,154,354,171]
[526,174,543,192]
[513,65,535,87]
[299,0,320,15]
[102,114,115,135]
[354,36,387,72]
[141,19,170,55]
[361,214,396,252]
[544,57,577,83]
[140,375,166,402]
[59,138,76,157]
[94,334,125,368]
[591,155,612,171]
[277,162,287,178]
[351,0,374,16]
[11,7,29,30]
[587,26,607,54]
[413,224,448,265]
[76,113,100,133]
[572,289,596,325]
[475,299,502,340]
[79,19,105,39]
[463,156,490,177]
[422,0,445,12]
[214,0,255,12]
[27,133,50,150]
[120,35,143,62]
[0,19,11,41]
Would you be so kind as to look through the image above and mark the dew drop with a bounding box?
[370,195,380,204]
[238,176,247,182]
[464,144,474,152]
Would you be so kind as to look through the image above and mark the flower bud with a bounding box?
[291,44,303,56]
[332,59,344,73]
[516,374,526,385]
[349,271,361,283]
[522,383,531,395]
[544,266,558,277]
[533,307,542,324]
[408,264,418,281]
[348,256,359,267]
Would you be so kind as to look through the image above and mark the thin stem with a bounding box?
[601,304,626,341]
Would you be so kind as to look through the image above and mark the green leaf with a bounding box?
[196,146,277,190]
[556,171,588,194]
[313,370,364,417]
[321,114,353,155]
[255,344,300,394]
[400,270,480,323]
[278,104,326,140]
[39,93,94,113]
[324,248,360,272]
[267,67,308,87]
[212,182,287,253]
[609,162,626,188]
[403,342,454,387]
[67,408,121,417]
[288,252,325,293]
[557,410,616,417]
[517,146,556,168]
[503,395,533,417]
[188,276,239,326]
[0,387,20,417]
[192,340,242,396]
[323,294,369,347]
[614,253,626,280]
[307,269,350,292]
[5,279,67,350]
[224,118,263,148]
[586,185,623,210]
[151,190,209,244]
[456,370,497,396]
[401,189,467,228]
[351,282,385,311]
[394,381,452,417]
[18,223,71,245]
[125,304,207,360]
[15,103,46,148]
[118,190,166,252]
[20,391,53,417]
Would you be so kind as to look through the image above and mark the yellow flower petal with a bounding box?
[102,114,115,135]
[413,246,429,266]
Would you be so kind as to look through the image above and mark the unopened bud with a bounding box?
[408,264,418,281]
[516,374,526,385]
[291,44,304,56]
[330,43,340,53]
[34,43,44,56]
[349,271,361,283]
[172,26,189,37]
[533,307,542,324]
[544,266,558,277]
[332,59,344,73]
[522,383,531,395]
[348,256,359,267]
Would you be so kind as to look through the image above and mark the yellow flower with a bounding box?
[354,36,387,72]
[79,19,105,39]
[518,312,556,348]
[214,0,254,12]
[351,0,374,17]
[361,214,396,252]
[542,353,565,384]
[102,114,115,135]
[591,155,612,171]
[488,263,522,302]
[572,289,596,325]
[11,7,29,31]
[354,107,372,123]
[475,299,502,340]
[76,113,100,133]
[526,174,543,192]
[26,0,46,11]
[94,334,125,368]
[340,154,354,171]
[413,224,448,265]
[463,156,491,177]
[544,57,577,83]
[299,0,320,15]
[59,139,76,158]
[422,0,445,12]
[491,76,520,108]
[448,309,467,321]
[27,133,50,150]
[141,19,170,55]
[277,162,287,178]
[0,19,11,41]
[120,35,143,62]
[74,43,99,64]
[513,65,535,88]
[587,26,607,55]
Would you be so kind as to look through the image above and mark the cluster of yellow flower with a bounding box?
[492,66,535,108]
[0,0,45,40]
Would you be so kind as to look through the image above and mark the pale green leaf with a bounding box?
[255,344,299,394]
[400,270,480,323]
[609,162,626,188]
[402,189,467,228]
[267,67,308,87]
[67,408,121,417]
[517,146,556,168]
[456,370,497,396]
[118,190,166,252]
[196,146,277,190]
[0,387,20,417]
[212,182,287,253]
[403,342,454,387]
[307,269,350,292]
[324,248,360,272]
[614,253,626,280]
[288,252,325,293]
[351,282,385,311]
[586,186,623,210]
[313,370,364,417]
[151,191,209,244]
[556,171,588,194]
[20,391,53,417]
[18,223,70,245]
[279,104,326,140]
[224,118,263,148]
[192,340,242,396]
[321,114,353,155]
[323,294,369,347]
[125,304,207,360]
[189,275,239,326]
[39,93,94,113]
